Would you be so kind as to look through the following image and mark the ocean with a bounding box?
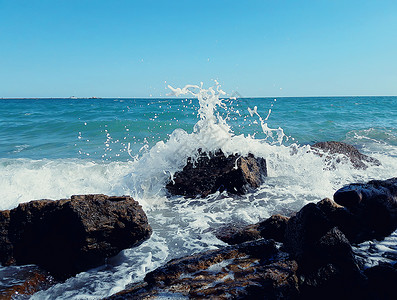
[1,84,397,299]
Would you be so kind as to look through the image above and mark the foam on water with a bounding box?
[0,159,137,211]
[1,85,397,299]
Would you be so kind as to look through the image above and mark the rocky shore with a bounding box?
[0,142,395,299]
[108,177,397,300]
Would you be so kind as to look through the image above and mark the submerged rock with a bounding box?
[0,194,152,280]
[311,141,381,170]
[0,265,55,299]
[108,239,299,300]
[166,150,267,198]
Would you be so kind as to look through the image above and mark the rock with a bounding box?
[333,177,397,242]
[107,239,300,299]
[0,265,55,299]
[215,223,262,245]
[215,214,289,245]
[0,194,152,280]
[299,260,367,300]
[364,263,397,300]
[284,203,364,299]
[166,150,267,198]
[258,214,289,243]
[316,198,362,243]
[0,210,14,265]
[284,203,334,265]
[284,203,359,271]
[311,141,381,170]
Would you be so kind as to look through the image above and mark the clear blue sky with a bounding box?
[1,0,396,97]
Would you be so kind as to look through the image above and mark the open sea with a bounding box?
[1,84,397,299]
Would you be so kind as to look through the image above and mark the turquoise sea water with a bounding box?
[1,96,396,161]
[0,89,396,299]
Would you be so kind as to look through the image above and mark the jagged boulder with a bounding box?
[0,194,152,280]
[166,150,267,198]
[311,141,381,170]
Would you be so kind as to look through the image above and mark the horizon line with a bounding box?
[1,95,397,100]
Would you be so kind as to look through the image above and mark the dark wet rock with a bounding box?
[316,198,362,243]
[284,203,334,264]
[365,263,397,300]
[258,214,289,243]
[107,239,300,300]
[284,202,365,299]
[166,150,267,198]
[0,265,55,299]
[284,203,359,271]
[215,214,289,245]
[0,194,152,280]
[311,141,381,170]
[215,223,262,245]
[299,260,367,300]
[0,210,14,266]
[333,177,397,242]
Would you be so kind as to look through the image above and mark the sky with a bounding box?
[0,0,397,98]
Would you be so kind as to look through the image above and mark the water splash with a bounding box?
[125,82,322,204]
[168,82,231,152]
[248,104,287,145]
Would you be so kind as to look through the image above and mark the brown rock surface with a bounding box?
[311,141,381,170]
[0,194,152,280]
[108,239,300,299]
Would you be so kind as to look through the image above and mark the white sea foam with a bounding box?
[0,159,136,211]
